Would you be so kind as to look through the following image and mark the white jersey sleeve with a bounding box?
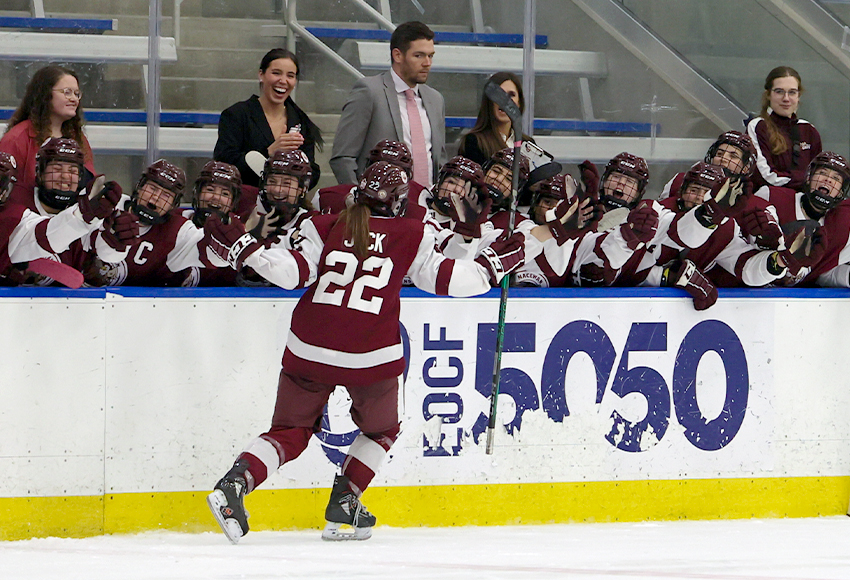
[8,204,101,262]
[407,225,492,296]
[241,219,322,289]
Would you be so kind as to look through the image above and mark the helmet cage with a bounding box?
[704,131,756,179]
[601,153,649,211]
[132,159,186,225]
[192,161,241,226]
[35,138,86,210]
[804,152,850,214]
[260,151,312,214]
[430,156,484,215]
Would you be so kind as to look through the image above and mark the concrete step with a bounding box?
[160,77,257,111]
[163,47,262,80]
[43,0,200,17]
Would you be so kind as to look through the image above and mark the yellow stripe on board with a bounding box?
[2,476,849,541]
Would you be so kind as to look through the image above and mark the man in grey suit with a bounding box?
[330,21,447,188]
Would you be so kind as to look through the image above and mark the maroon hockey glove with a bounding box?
[475,233,525,286]
[578,160,600,198]
[101,211,140,251]
[740,208,783,250]
[545,196,581,245]
[723,178,753,218]
[78,177,123,224]
[666,259,717,311]
[620,204,658,250]
[204,213,262,269]
[578,263,615,287]
[449,193,492,239]
[247,207,286,240]
[778,225,829,275]
[579,198,603,230]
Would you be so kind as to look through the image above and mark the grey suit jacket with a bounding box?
[330,70,447,185]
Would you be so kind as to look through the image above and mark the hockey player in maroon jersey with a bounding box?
[514,173,597,287]
[204,161,526,543]
[753,152,849,287]
[177,160,246,286]
[659,131,757,203]
[653,162,797,295]
[87,159,226,287]
[2,139,128,285]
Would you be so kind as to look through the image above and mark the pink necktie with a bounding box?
[404,88,429,186]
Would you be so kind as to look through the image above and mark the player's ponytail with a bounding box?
[339,203,371,260]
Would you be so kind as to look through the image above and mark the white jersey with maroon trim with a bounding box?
[755,186,850,286]
[241,212,493,386]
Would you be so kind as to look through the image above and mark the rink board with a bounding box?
[1,286,849,540]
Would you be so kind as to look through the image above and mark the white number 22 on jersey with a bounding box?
[312,250,394,315]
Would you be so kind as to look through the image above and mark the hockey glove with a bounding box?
[578,160,600,198]
[664,259,718,311]
[740,208,784,251]
[724,178,753,217]
[695,179,730,227]
[204,213,263,269]
[449,190,492,239]
[620,204,659,250]
[578,263,615,287]
[544,196,581,245]
[777,224,829,275]
[101,211,140,251]
[246,207,286,240]
[79,176,123,224]
[475,233,525,286]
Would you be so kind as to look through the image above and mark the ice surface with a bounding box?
[3,517,850,579]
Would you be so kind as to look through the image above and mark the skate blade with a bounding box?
[207,490,244,545]
[321,522,372,541]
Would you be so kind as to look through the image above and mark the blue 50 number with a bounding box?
[474,319,749,452]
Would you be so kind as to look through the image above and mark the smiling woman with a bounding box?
[0,65,95,195]
[213,48,323,189]
[746,65,822,191]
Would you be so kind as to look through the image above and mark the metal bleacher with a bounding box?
[1,0,735,170]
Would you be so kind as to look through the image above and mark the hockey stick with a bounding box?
[483,80,523,455]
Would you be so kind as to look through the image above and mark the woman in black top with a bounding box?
[458,71,532,166]
[214,48,322,188]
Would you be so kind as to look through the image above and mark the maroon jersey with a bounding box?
[747,113,822,191]
[114,211,196,286]
[280,212,485,386]
[756,187,850,284]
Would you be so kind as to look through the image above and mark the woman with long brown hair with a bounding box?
[746,65,821,190]
[0,65,95,195]
[214,48,322,189]
[458,71,534,166]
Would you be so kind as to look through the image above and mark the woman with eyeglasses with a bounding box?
[0,65,95,196]
[746,66,822,191]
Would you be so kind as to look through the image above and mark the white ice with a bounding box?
[3,517,850,579]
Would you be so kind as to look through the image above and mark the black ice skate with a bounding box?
[207,472,250,544]
[322,474,376,541]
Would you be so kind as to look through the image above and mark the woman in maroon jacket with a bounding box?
[747,65,821,191]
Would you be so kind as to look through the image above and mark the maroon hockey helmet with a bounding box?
[192,161,242,226]
[0,152,17,204]
[355,161,410,217]
[704,131,757,178]
[35,137,86,209]
[368,139,414,178]
[600,152,649,210]
[260,150,313,214]
[430,155,484,215]
[131,159,186,225]
[678,161,726,211]
[804,151,850,215]
[529,173,579,225]
[482,148,530,208]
